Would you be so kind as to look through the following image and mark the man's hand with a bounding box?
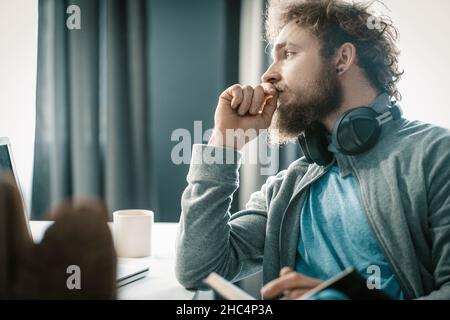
[208,83,279,150]
[261,267,323,300]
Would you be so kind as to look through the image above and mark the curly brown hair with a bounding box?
[265,0,403,100]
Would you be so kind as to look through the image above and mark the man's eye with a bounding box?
[284,51,295,59]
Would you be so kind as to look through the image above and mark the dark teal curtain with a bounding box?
[32,0,240,221]
[32,0,155,219]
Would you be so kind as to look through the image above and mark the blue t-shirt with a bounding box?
[295,165,404,299]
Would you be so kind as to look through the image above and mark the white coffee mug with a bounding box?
[113,209,154,258]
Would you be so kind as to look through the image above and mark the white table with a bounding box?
[29,221,196,300]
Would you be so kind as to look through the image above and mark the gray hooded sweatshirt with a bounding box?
[175,95,450,300]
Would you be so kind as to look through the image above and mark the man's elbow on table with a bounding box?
[174,255,209,290]
[174,237,211,290]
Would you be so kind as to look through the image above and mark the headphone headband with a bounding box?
[376,104,402,125]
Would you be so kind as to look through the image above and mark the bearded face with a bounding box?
[268,58,343,144]
[262,21,343,145]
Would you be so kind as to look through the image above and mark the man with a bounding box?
[175,0,450,300]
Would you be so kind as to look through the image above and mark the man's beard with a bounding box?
[268,61,343,145]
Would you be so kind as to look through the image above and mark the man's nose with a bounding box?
[261,64,281,84]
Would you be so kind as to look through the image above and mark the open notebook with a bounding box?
[203,267,392,300]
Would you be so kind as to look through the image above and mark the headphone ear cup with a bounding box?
[332,107,382,155]
[298,123,333,166]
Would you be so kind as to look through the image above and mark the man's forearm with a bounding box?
[175,144,243,289]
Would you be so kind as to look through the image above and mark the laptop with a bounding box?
[0,137,149,287]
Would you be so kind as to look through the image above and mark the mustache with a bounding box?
[273,85,284,92]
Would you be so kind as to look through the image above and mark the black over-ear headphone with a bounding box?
[298,102,402,166]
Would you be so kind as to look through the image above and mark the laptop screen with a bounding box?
[0,144,14,175]
[0,141,22,196]
[0,139,32,235]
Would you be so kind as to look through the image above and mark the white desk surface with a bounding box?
[29,221,196,300]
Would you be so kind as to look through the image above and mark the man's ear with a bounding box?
[334,42,357,75]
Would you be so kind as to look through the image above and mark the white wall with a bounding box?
[239,0,265,210]
[0,0,38,213]
[379,0,450,128]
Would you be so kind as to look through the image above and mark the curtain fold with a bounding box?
[32,0,155,219]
